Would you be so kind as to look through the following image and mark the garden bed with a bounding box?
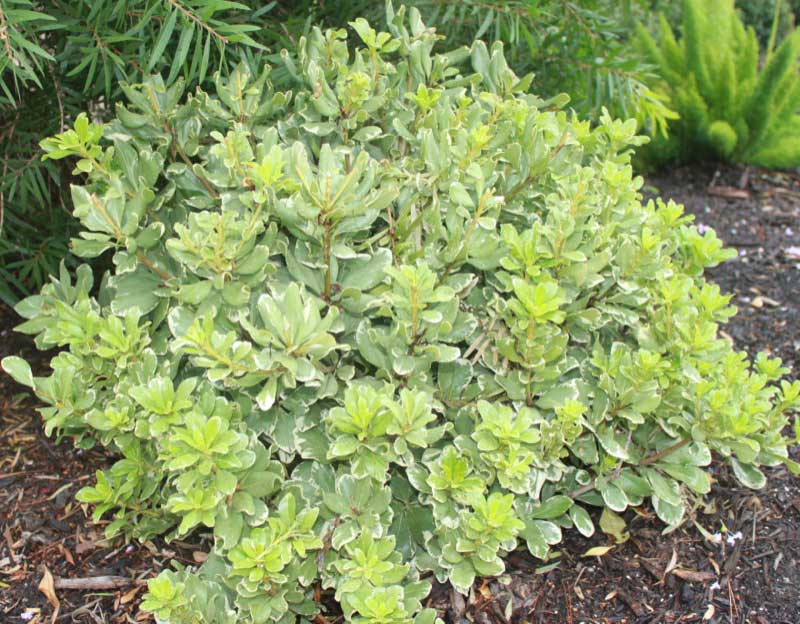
[1,162,798,624]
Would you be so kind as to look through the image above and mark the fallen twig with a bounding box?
[708,185,751,199]
[53,575,145,591]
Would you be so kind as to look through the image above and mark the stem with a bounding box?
[142,83,220,200]
[569,438,691,499]
[437,190,492,286]
[136,252,172,282]
[569,482,595,500]
[174,139,220,200]
[0,4,16,71]
[90,194,173,282]
[323,220,332,300]
[638,438,690,466]
[164,0,229,44]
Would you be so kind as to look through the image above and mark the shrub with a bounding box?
[3,5,800,623]
[636,0,800,169]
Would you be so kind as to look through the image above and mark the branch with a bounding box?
[638,438,690,466]
[569,438,692,499]
[164,0,229,45]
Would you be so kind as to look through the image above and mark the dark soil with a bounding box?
[1,163,799,623]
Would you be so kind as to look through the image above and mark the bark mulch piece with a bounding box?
[2,162,799,623]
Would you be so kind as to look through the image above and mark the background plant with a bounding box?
[3,5,799,622]
[636,0,800,169]
[737,0,799,44]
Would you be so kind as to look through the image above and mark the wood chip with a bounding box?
[57,543,74,566]
[751,296,780,308]
[616,590,645,616]
[708,185,750,199]
[671,568,716,583]
[75,538,100,555]
[662,547,679,581]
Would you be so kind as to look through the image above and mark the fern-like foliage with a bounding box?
[637,0,800,168]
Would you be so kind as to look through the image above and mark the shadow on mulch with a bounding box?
[1,162,799,623]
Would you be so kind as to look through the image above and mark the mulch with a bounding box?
[1,162,799,623]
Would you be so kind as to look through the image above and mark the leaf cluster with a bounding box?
[307,0,676,130]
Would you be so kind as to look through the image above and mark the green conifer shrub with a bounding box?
[637,0,800,168]
[3,5,800,623]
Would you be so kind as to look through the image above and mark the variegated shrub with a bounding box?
[3,4,799,623]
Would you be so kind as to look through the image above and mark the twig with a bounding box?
[54,575,144,591]
[0,157,6,237]
[570,438,691,499]
[638,438,690,466]
[165,0,229,44]
[46,63,65,132]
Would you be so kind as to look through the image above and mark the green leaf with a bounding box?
[449,561,476,595]
[148,9,178,72]
[2,356,34,388]
[599,482,628,512]
[595,426,630,460]
[214,510,244,550]
[642,468,682,507]
[109,269,162,315]
[658,463,711,494]
[569,505,595,538]
[731,458,767,489]
[530,495,573,520]
[653,497,684,527]
[521,519,549,559]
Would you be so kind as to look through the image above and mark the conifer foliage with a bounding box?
[2,4,800,624]
[637,0,800,168]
